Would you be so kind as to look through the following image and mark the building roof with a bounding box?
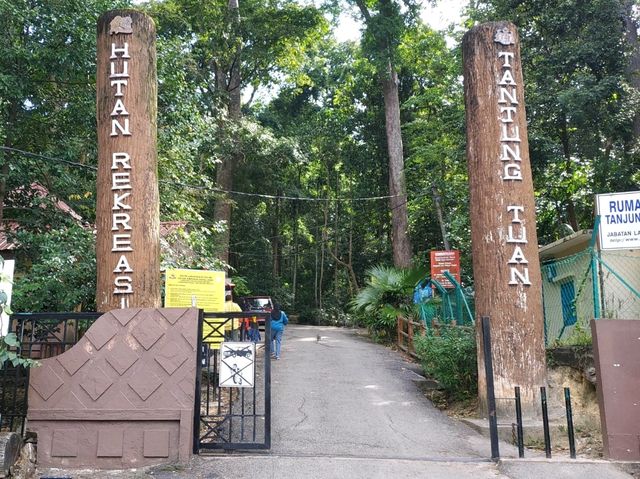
[1,183,86,252]
[159,220,188,237]
[539,229,593,262]
[0,224,18,251]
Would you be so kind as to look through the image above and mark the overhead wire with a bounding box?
[2,146,400,203]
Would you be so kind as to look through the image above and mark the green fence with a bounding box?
[416,272,475,328]
[541,246,640,346]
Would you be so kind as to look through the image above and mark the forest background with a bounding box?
[1,0,639,325]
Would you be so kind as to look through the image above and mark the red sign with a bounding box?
[430,250,461,289]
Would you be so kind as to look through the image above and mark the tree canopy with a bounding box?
[3,0,638,319]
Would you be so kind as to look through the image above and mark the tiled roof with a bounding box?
[0,223,18,251]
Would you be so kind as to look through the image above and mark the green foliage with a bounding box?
[471,0,640,241]
[351,265,426,339]
[230,276,251,297]
[298,305,356,327]
[0,333,38,368]
[12,225,96,312]
[414,326,478,400]
[160,225,226,271]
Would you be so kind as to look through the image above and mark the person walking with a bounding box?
[269,304,288,360]
[224,291,243,341]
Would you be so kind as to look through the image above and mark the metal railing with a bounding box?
[1,312,102,435]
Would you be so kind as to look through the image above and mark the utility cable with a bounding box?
[2,146,399,202]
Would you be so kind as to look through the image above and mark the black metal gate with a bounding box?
[194,310,271,451]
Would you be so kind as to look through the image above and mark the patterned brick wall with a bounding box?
[27,308,198,469]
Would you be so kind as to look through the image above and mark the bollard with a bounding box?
[564,387,577,459]
[540,386,552,458]
[514,386,525,458]
[482,316,500,460]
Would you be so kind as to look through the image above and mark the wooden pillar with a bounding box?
[462,22,546,417]
[95,10,160,311]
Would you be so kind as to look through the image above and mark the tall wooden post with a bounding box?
[462,22,546,417]
[95,10,160,311]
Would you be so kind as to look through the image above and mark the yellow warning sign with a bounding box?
[164,269,225,311]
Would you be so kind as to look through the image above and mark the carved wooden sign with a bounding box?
[96,10,160,311]
[463,22,546,417]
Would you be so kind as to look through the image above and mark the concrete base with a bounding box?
[460,417,577,448]
[0,432,22,477]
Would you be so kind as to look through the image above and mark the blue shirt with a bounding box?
[270,311,288,332]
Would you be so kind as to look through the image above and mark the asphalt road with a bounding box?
[37,325,635,479]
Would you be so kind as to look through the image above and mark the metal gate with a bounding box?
[193,310,271,451]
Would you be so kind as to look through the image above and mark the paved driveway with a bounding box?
[37,325,633,479]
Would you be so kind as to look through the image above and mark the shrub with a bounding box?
[350,265,426,340]
[414,325,478,400]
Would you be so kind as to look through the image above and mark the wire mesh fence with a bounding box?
[416,282,475,328]
[541,247,640,346]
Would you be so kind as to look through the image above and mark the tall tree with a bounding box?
[150,0,325,266]
[352,0,414,268]
[212,0,242,265]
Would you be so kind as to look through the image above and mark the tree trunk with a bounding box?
[95,10,160,311]
[334,179,340,299]
[560,117,579,231]
[213,0,242,265]
[272,195,281,277]
[382,63,412,268]
[463,22,546,418]
[431,185,450,250]
[0,102,19,227]
[623,0,640,142]
[319,204,328,310]
[292,199,299,309]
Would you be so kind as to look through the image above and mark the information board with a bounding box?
[219,342,255,388]
[164,269,225,311]
[430,250,461,288]
[596,191,640,250]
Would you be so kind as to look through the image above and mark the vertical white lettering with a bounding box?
[113,255,134,273]
[509,267,532,285]
[113,276,133,294]
[112,172,132,190]
[110,99,130,117]
[500,124,521,142]
[111,79,128,97]
[507,205,525,223]
[498,69,517,86]
[508,246,529,264]
[112,192,132,210]
[503,163,523,181]
[111,152,131,170]
[112,234,133,251]
[112,213,132,231]
[501,144,522,162]
[507,225,527,244]
[498,87,518,105]
[110,60,130,78]
[110,42,131,59]
[498,51,515,68]
[500,106,517,123]
[110,118,131,136]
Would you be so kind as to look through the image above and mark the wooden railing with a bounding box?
[397,316,426,358]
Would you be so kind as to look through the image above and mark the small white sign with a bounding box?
[0,258,15,337]
[219,342,255,388]
[596,191,640,250]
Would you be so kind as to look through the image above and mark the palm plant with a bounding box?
[351,265,426,340]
